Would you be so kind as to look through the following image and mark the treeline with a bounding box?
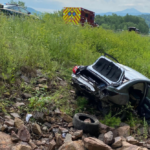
[95,14,149,34]
[139,14,150,29]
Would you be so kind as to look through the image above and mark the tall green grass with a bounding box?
[0,13,150,79]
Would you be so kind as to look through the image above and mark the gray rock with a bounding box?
[14,102,25,107]
[42,126,48,131]
[21,75,30,83]
[44,122,51,128]
[73,130,83,140]
[126,136,139,145]
[104,131,114,145]
[113,125,130,138]
[16,98,22,101]
[10,113,20,118]
[14,117,24,129]
[33,112,44,122]
[32,123,43,136]
[38,78,47,84]
[18,126,31,142]
[22,93,32,99]
[11,131,20,142]
[59,127,69,133]
[0,124,7,131]
[99,122,109,134]
[64,134,72,143]
[4,119,14,127]
[112,137,122,148]
[84,137,112,150]
[98,134,105,142]
[55,108,61,115]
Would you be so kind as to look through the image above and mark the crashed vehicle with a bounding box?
[72,54,150,120]
[0,3,31,16]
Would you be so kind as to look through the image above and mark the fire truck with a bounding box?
[63,7,98,27]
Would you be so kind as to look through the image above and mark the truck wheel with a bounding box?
[73,113,100,136]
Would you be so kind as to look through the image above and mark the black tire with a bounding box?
[73,113,100,136]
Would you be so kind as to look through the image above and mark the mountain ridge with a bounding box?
[96,8,150,16]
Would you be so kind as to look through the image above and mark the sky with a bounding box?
[0,0,150,13]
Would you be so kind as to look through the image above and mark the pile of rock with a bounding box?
[0,68,150,150]
[0,108,150,150]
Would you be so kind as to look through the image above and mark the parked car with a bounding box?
[71,54,150,120]
[128,27,140,34]
[0,3,31,17]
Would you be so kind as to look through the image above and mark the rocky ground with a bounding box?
[0,67,150,150]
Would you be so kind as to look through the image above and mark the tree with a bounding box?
[95,14,149,34]
[8,0,26,9]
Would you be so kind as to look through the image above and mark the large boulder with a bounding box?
[84,137,112,150]
[58,140,85,150]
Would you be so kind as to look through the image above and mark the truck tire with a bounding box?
[73,113,100,136]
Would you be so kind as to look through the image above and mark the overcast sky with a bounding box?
[1,0,150,13]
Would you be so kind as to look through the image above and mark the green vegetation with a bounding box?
[29,96,51,111]
[0,13,150,80]
[126,113,142,127]
[95,14,149,34]
[139,14,150,29]
[1,9,150,123]
[100,112,121,127]
[75,97,88,113]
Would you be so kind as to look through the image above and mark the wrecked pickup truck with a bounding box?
[71,54,150,120]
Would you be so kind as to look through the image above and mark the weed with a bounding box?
[100,112,121,127]
[126,112,142,127]
[29,96,51,111]
[75,97,88,113]
[143,117,148,139]
[0,103,7,114]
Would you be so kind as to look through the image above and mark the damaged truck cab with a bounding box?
[72,55,150,119]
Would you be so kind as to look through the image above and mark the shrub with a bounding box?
[100,112,121,127]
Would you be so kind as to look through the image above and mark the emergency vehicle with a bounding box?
[63,7,98,27]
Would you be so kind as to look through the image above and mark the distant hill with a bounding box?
[97,8,150,16]
[26,7,42,15]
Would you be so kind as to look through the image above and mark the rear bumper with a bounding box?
[71,74,107,100]
[72,74,95,93]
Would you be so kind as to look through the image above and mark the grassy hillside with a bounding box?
[0,13,150,81]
